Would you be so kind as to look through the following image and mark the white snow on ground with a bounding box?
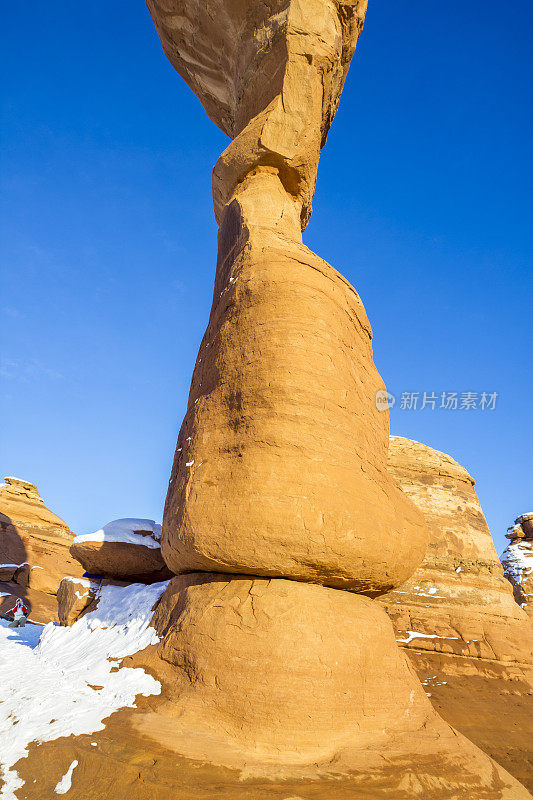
[397,630,460,645]
[54,760,78,795]
[72,518,162,550]
[0,580,169,799]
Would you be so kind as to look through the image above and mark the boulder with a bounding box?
[501,513,533,618]
[56,576,99,626]
[70,519,172,582]
[0,563,19,581]
[128,574,528,797]
[14,561,30,587]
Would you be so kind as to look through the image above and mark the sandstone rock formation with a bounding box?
[149,2,430,594]
[379,437,533,663]
[378,437,533,789]
[57,576,98,626]
[501,513,533,618]
[0,476,83,622]
[147,0,368,229]
[161,171,428,593]
[70,519,172,583]
[129,573,527,799]
[9,6,528,798]
[138,3,533,796]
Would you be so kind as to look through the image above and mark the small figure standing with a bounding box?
[8,598,29,627]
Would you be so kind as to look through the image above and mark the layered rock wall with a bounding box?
[379,437,533,663]
[378,438,533,789]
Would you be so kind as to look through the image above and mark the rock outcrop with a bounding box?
[150,1,429,596]
[147,0,368,229]
[70,519,172,583]
[160,171,427,593]
[378,437,533,790]
[137,3,531,796]
[380,437,533,663]
[56,576,98,626]
[0,476,83,622]
[501,514,533,618]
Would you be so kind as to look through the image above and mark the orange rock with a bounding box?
[377,437,533,788]
[161,173,428,594]
[147,0,368,228]
[129,573,530,796]
[378,437,533,663]
[70,519,172,582]
[0,476,83,621]
[56,576,98,626]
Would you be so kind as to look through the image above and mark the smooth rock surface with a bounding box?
[408,651,533,794]
[376,437,533,788]
[127,573,529,796]
[161,174,428,594]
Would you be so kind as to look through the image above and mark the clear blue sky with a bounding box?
[1,1,531,555]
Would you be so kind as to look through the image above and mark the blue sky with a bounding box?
[1,1,531,554]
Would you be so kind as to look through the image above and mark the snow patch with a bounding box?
[72,519,162,551]
[0,580,168,799]
[397,630,460,645]
[63,577,96,592]
[501,540,533,584]
[54,760,78,795]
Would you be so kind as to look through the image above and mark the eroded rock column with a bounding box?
[142,2,531,794]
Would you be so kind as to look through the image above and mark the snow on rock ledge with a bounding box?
[73,519,163,550]
[0,579,169,799]
[70,519,172,583]
[501,513,533,619]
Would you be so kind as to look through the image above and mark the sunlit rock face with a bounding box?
[147,0,368,228]
[378,437,533,790]
[160,171,428,594]
[15,3,529,797]
[0,476,83,622]
[380,437,533,663]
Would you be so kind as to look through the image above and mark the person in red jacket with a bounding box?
[8,598,29,627]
